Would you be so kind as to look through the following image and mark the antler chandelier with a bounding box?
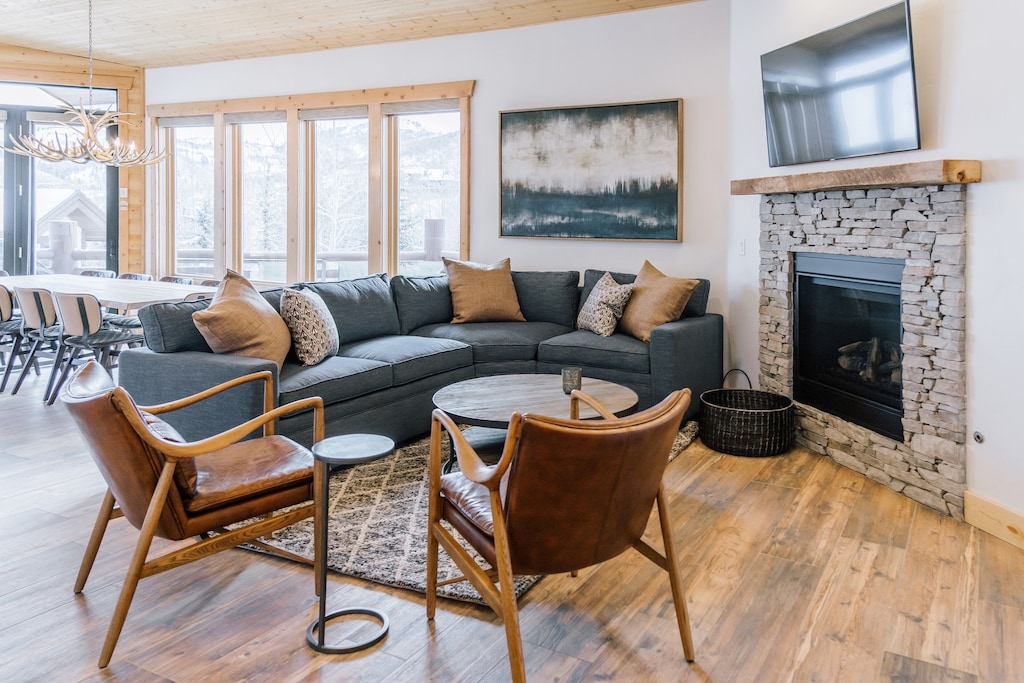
[4,0,167,167]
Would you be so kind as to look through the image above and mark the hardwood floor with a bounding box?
[1,369,1022,682]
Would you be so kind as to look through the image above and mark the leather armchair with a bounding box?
[426,388,695,682]
[62,360,324,668]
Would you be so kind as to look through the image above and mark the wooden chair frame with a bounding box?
[69,367,325,668]
[426,389,695,683]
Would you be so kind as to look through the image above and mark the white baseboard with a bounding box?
[965,490,1024,551]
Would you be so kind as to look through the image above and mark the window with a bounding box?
[311,115,369,280]
[236,121,288,283]
[391,110,462,276]
[170,125,215,277]
[154,81,473,284]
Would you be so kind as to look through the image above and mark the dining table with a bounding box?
[0,273,218,311]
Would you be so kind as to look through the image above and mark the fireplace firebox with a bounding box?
[794,253,905,441]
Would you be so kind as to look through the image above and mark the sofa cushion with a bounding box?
[336,335,472,385]
[538,330,651,374]
[391,274,453,334]
[280,288,340,366]
[414,321,569,363]
[580,269,711,319]
[139,299,213,353]
[510,271,580,328]
[278,355,392,406]
[304,275,400,344]
[443,257,526,323]
[191,270,292,368]
[619,261,700,343]
[576,272,633,337]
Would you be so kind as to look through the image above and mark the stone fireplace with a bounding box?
[732,160,981,519]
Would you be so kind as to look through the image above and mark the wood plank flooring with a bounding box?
[1,369,1022,682]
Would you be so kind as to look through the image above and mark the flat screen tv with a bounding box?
[761,1,920,167]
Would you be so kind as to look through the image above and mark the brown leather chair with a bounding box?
[62,360,325,668]
[426,388,695,682]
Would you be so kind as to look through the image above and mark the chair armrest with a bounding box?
[115,393,325,461]
[569,389,616,420]
[430,409,518,488]
[118,348,278,441]
[139,370,274,431]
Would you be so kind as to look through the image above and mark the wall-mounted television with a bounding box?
[761,1,920,167]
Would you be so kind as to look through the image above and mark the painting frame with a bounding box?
[499,98,683,242]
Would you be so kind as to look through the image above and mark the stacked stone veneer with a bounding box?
[759,184,967,519]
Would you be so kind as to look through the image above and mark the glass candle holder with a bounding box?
[561,367,583,394]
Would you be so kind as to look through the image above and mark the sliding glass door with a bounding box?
[1,83,118,275]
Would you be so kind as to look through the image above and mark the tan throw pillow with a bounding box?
[619,261,700,342]
[443,257,526,323]
[577,272,634,337]
[280,288,339,366]
[191,270,291,368]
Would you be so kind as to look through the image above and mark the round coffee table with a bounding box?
[432,373,638,428]
[306,433,395,654]
[432,374,638,471]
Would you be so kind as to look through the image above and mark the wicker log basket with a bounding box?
[699,369,794,457]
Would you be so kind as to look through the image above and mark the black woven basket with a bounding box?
[699,370,794,457]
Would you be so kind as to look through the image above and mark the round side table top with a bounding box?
[312,433,395,467]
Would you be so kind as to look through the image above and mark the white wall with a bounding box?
[147,1,733,319]
[728,0,1024,516]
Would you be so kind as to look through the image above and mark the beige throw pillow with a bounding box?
[192,270,291,368]
[443,257,526,323]
[619,261,700,342]
[577,272,634,337]
[280,288,339,366]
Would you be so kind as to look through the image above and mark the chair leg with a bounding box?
[11,339,42,395]
[47,347,80,406]
[0,335,23,392]
[656,487,695,662]
[491,511,527,683]
[98,464,176,668]
[75,489,117,594]
[44,344,69,404]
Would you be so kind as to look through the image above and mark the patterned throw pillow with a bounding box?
[576,272,634,336]
[280,288,340,366]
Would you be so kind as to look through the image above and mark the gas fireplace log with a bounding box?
[837,337,902,385]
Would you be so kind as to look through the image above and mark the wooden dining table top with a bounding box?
[0,273,217,310]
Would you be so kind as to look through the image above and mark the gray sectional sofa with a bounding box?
[119,269,723,446]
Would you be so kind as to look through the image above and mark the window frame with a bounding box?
[151,81,474,284]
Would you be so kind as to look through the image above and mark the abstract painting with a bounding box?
[500,99,682,241]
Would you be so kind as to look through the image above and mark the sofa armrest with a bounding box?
[649,313,724,420]
[118,347,279,441]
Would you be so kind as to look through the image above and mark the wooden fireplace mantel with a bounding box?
[730,159,982,195]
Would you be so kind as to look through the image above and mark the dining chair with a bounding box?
[200,279,221,287]
[62,359,324,668]
[117,272,153,281]
[46,292,145,405]
[427,388,695,683]
[4,288,61,396]
[80,269,116,278]
[0,283,35,378]
[0,268,9,276]
[159,275,194,285]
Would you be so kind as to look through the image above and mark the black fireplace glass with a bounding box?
[794,253,904,440]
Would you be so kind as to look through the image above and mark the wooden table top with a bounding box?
[0,274,217,310]
[432,374,638,429]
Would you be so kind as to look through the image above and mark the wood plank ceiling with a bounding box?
[0,0,702,69]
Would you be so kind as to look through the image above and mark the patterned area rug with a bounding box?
[255,421,699,604]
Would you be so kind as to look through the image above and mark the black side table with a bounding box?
[306,433,395,654]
